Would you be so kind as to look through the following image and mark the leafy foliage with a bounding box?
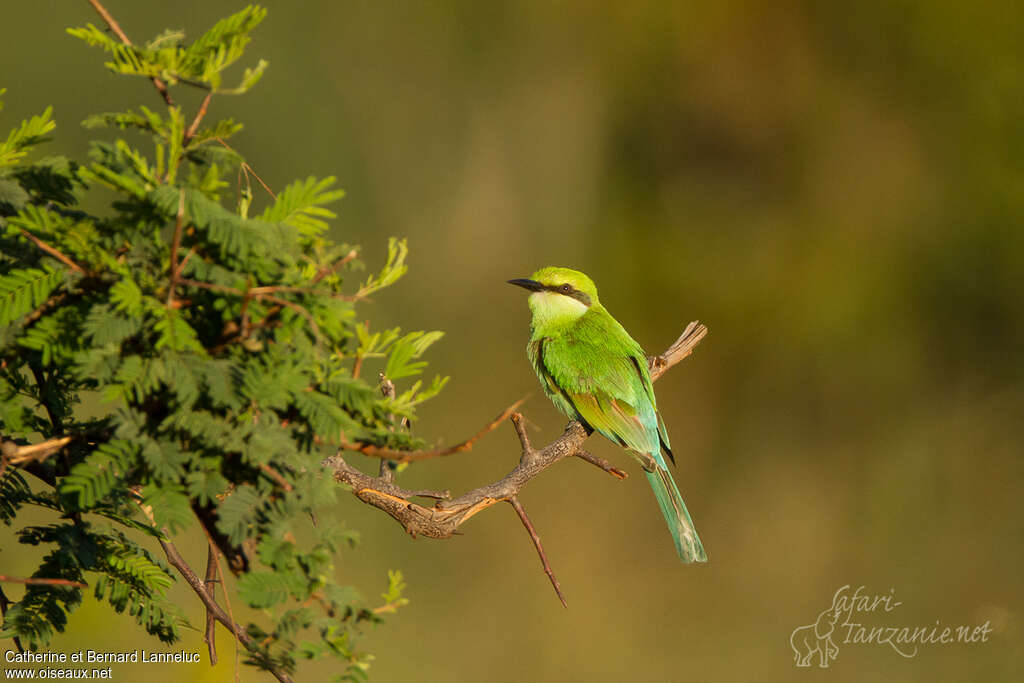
[1,6,444,680]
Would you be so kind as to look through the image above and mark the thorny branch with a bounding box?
[323,321,708,604]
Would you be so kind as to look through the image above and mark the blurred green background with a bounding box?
[2,1,1022,681]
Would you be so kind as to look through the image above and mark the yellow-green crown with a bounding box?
[530,267,600,304]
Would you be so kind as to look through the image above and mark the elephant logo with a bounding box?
[790,605,841,667]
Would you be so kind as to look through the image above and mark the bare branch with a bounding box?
[508,496,566,608]
[323,322,708,550]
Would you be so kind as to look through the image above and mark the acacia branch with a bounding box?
[323,321,707,546]
[86,0,175,107]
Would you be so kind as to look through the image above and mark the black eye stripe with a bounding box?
[543,283,591,307]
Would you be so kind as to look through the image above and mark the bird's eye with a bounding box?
[560,284,571,293]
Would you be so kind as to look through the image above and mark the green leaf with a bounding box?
[384,330,445,380]
[140,485,193,534]
[110,276,143,316]
[0,177,30,211]
[353,237,408,298]
[215,484,261,545]
[0,470,32,524]
[0,265,62,326]
[260,176,345,236]
[153,308,204,353]
[0,106,56,169]
[59,440,138,510]
[238,571,300,608]
[82,304,142,346]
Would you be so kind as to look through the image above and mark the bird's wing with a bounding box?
[537,310,662,458]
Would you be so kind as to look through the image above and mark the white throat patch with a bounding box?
[528,290,589,326]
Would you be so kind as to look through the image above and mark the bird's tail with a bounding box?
[643,455,707,563]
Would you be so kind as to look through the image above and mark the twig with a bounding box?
[177,246,196,276]
[573,449,628,479]
[86,0,175,107]
[203,545,218,665]
[0,575,87,589]
[311,249,359,284]
[508,496,566,607]
[24,291,69,326]
[215,138,276,199]
[18,230,85,274]
[259,463,293,491]
[351,324,368,379]
[184,91,213,146]
[339,397,527,463]
[201,530,241,683]
[167,187,185,305]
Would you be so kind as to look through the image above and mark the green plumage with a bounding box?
[512,267,707,563]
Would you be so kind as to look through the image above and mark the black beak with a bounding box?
[507,278,544,292]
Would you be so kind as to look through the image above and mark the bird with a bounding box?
[508,266,707,562]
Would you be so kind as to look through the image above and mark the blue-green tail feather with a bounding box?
[643,454,707,563]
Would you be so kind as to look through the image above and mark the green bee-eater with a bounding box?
[508,267,707,563]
